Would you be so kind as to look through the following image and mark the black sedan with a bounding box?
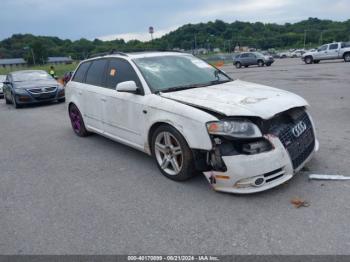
[2,70,65,108]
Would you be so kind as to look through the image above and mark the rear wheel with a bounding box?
[235,62,242,69]
[305,56,313,64]
[68,104,90,137]
[344,53,350,62]
[151,125,196,181]
[266,63,272,66]
[258,60,264,67]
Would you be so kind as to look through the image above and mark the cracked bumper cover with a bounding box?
[203,136,319,194]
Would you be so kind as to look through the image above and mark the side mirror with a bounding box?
[116,81,139,94]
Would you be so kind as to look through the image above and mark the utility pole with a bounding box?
[23,46,35,65]
[194,34,197,54]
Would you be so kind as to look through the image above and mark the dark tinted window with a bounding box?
[329,44,338,50]
[241,53,249,58]
[106,58,142,89]
[73,62,91,83]
[86,59,108,86]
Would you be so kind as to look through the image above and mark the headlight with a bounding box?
[14,88,28,94]
[207,120,262,138]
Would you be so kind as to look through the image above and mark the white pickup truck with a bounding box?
[302,42,350,64]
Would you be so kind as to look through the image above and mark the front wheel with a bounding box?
[235,62,242,69]
[151,125,196,181]
[266,63,272,66]
[258,60,264,67]
[305,56,313,64]
[68,104,90,137]
[12,94,21,109]
[344,53,350,62]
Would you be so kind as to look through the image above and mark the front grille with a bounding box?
[270,111,315,169]
[27,86,57,94]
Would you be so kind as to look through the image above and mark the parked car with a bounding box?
[302,42,350,64]
[290,49,306,58]
[0,75,5,98]
[66,51,318,194]
[277,52,291,58]
[233,52,274,68]
[2,70,65,108]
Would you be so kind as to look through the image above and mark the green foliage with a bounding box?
[0,18,349,61]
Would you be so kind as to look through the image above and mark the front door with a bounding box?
[102,58,146,150]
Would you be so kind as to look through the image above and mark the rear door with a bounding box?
[327,43,340,59]
[83,59,108,133]
[247,53,257,65]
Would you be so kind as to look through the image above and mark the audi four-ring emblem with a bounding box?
[291,121,307,138]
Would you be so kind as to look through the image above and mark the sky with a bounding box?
[0,0,349,42]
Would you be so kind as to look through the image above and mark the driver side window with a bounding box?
[106,58,142,92]
[319,45,327,51]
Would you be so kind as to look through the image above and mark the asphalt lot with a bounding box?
[1,58,350,255]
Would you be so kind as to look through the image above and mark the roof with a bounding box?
[10,70,47,76]
[48,57,73,63]
[88,51,189,61]
[0,58,27,65]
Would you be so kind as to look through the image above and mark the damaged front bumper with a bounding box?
[203,135,319,194]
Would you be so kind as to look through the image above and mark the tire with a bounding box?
[235,62,242,69]
[12,94,21,109]
[58,98,66,103]
[305,56,313,64]
[258,60,264,67]
[344,53,350,62]
[266,63,271,66]
[313,60,320,64]
[68,104,90,137]
[5,94,12,104]
[151,124,196,181]
[244,65,249,68]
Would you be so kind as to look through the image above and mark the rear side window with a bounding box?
[319,45,327,51]
[72,62,91,83]
[85,59,108,86]
[241,53,249,58]
[106,58,142,89]
[329,44,338,50]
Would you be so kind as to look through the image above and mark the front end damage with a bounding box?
[195,107,319,194]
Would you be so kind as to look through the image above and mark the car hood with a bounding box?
[160,80,308,119]
[303,51,317,57]
[14,80,59,89]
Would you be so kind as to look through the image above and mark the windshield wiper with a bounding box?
[160,83,208,93]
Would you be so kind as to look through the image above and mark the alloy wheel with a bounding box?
[69,105,83,134]
[154,131,183,176]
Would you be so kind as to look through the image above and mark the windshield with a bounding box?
[12,71,53,82]
[0,75,6,82]
[133,55,232,92]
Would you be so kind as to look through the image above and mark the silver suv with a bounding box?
[233,52,274,69]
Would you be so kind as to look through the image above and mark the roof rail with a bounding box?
[88,49,128,58]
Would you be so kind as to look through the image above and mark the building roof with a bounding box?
[0,58,27,65]
[48,57,73,63]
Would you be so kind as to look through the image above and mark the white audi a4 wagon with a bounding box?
[66,51,319,194]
